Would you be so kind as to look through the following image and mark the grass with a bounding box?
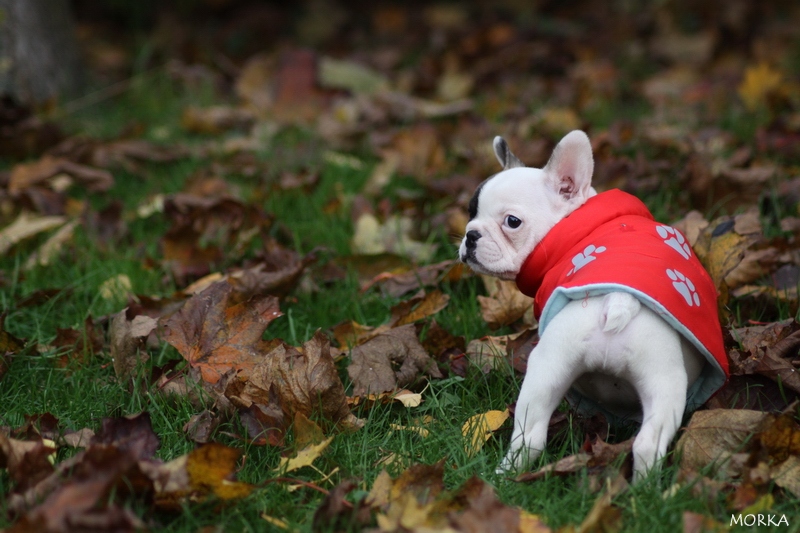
[2,75,799,532]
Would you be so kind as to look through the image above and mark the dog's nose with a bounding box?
[465,230,481,247]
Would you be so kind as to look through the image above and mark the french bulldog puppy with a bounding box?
[460,131,728,480]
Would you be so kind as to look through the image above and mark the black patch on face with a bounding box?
[467,176,492,220]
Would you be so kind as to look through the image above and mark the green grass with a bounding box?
[2,75,799,533]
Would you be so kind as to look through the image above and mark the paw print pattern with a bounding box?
[567,244,607,276]
[656,225,691,260]
[666,268,700,306]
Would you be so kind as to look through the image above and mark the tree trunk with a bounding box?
[0,0,84,104]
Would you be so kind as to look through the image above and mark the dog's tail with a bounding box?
[601,292,641,334]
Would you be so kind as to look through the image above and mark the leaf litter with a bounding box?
[2,1,800,531]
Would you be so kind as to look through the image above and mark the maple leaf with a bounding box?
[348,324,443,397]
[161,280,283,384]
[242,331,364,431]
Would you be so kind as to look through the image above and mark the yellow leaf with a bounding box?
[393,389,422,408]
[185,443,254,500]
[741,494,774,516]
[461,410,510,457]
[261,513,290,530]
[519,511,553,533]
[738,63,783,111]
[367,469,393,508]
[390,423,429,438]
[292,412,325,449]
[279,436,334,473]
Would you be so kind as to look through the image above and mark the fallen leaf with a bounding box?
[312,479,373,531]
[23,219,79,270]
[185,443,254,500]
[682,511,727,533]
[462,409,509,457]
[0,212,66,255]
[181,105,255,135]
[574,474,627,533]
[183,410,222,444]
[8,155,113,194]
[109,309,157,382]
[51,316,104,367]
[739,63,785,111]
[293,411,325,449]
[243,330,364,431]
[676,409,768,476]
[478,277,533,328]
[348,324,443,396]
[0,314,25,381]
[0,432,56,492]
[351,213,437,262]
[319,56,389,94]
[161,281,282,384]
[391,290,450,327]
[90,413,159,461]
[279,436,334,473]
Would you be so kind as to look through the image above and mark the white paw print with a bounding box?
[666,268,700,306]
[567,244,607,276]
[656,225,691,260]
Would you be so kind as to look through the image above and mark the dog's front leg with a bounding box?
[498,324,584,474]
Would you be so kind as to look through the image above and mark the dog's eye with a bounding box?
[506,215,521,229]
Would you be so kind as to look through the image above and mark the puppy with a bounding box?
[460,131,729,480]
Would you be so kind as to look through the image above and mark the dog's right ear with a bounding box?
[493,136,524,170]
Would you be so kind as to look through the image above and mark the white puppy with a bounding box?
[460,131,728,480]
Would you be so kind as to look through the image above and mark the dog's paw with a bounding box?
[496,456,519,476]
[656,225,691,260]
[666,268,700,306]
[567,244,607,275]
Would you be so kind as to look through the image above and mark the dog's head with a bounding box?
[459,130,597,279]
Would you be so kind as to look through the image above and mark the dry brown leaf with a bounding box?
[729,320,800,395]
[0,212,66,255]
[8,155,113,194]
[23,219,78,270]
[0,314,25,381]
[478,277,533,329]
[574,474,627,533]
[348,324,443,396]
[161,281,282,384]
[243,330,364,431]
[676,409,768,476]
[109,309,157,382]
[181,105,255,135]
[392,290,450,327]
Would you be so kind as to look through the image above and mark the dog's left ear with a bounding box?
[493,136,525,170]
[544,130,594,200]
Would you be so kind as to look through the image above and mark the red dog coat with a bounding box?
[516,189,728,417]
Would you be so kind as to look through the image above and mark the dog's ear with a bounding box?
[544,130,594,200]
[493,136,524,170]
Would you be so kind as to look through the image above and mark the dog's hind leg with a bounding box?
[630,327,689,482]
